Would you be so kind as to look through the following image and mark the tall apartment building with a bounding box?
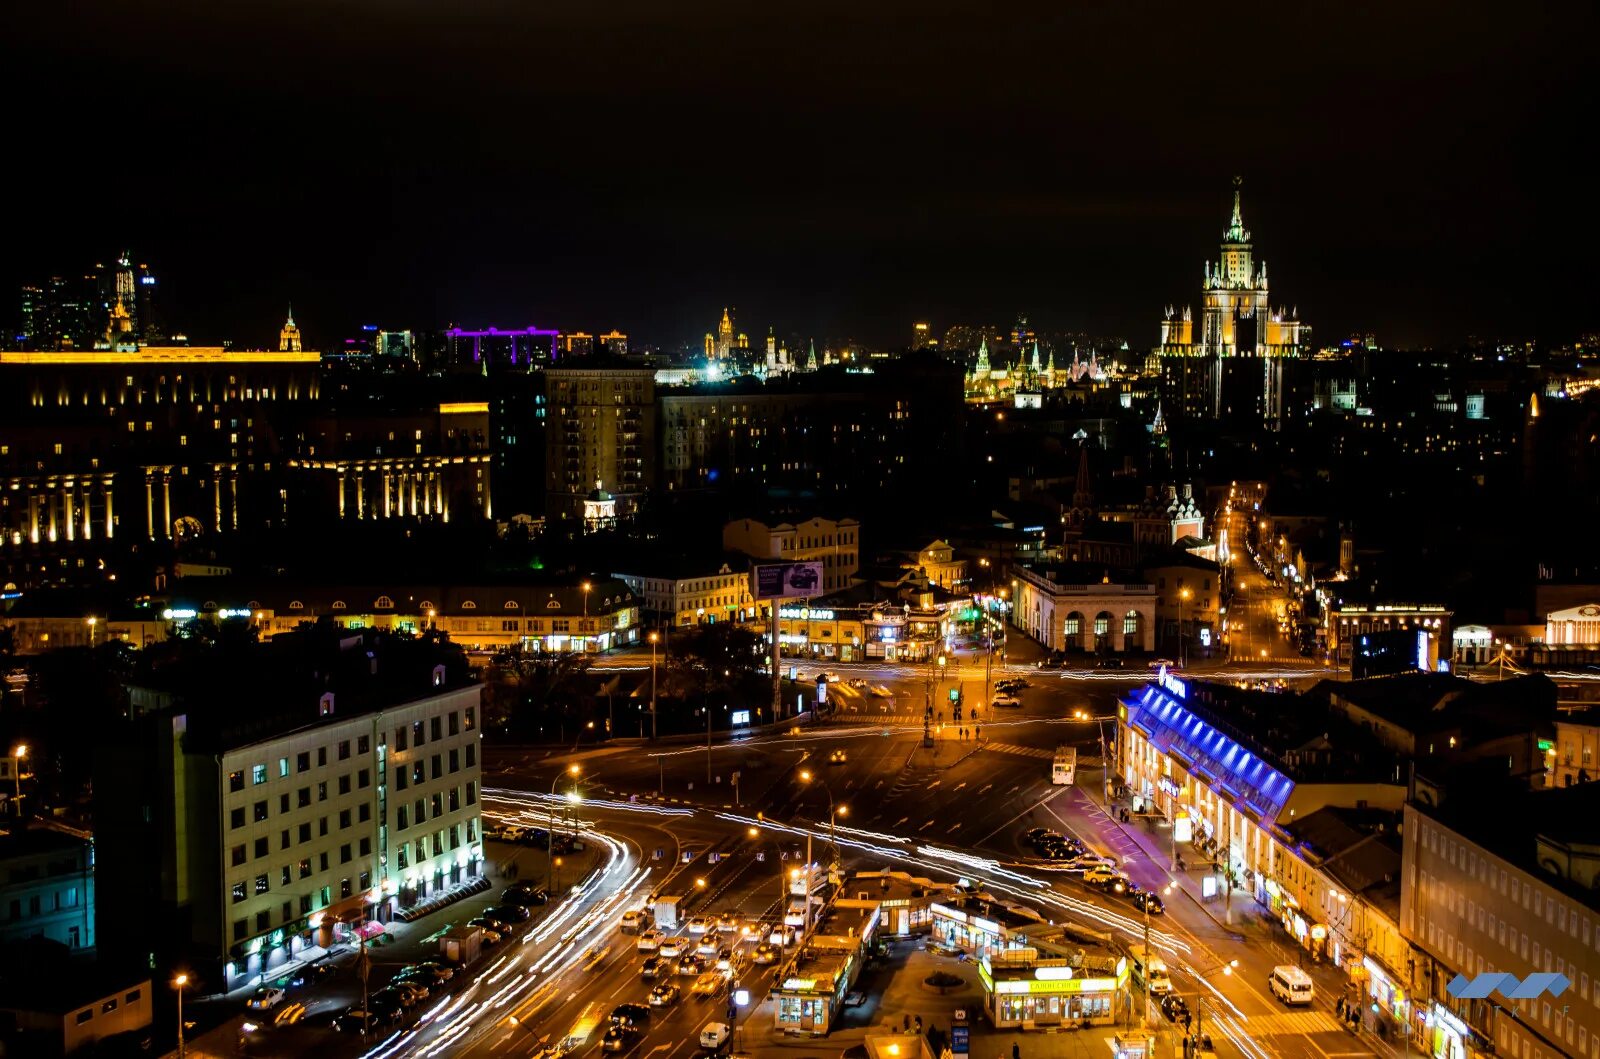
[94,631,482,993]
[723,516,860,594]
[1402,782,1600,1059]
[544,365,656,521]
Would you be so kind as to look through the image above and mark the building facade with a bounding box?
[0,831,95,951]
[613,561,762,629]
[1158,185,1308,428]
[168,577,640,655]
[723,517,861,595]
[1402,795,1600,1059]
[96,650,484,993]
[1009,564,1157,654]
[543,366,656,521]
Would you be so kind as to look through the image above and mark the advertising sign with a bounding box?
[752,561,825,600]
[951,1027,970,1055]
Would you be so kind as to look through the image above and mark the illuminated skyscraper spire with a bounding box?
[1224,176,1248,243]
[279,305,302,352]
[974,335,990,376]
[805,338,818,371]
[1030,340,1042,373]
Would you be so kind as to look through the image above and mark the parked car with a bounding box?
[1095,656,1125,670]
[1148,658,1177,672]
[649,983,680,1007]
[990,694,1022,709]
[829,749,848,764]
[332,1007,390,1033]
[1083,865,1128,890]
[470,916,508,934]
[245,987,285,1011]
[997,678,1030,691]
[484,904,532,924]
[504,884,550,907]
[368,987,414,1016]
[287,963,335,988]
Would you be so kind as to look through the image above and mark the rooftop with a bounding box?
[1316,672,1556,741]
[128,627,476,755]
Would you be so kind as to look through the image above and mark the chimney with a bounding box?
[319,692,335,717]
[432,664,447,688]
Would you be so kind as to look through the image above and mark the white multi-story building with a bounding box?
[1402,785,1600,1059]
[615,559,761,628]
[95,633,484,993]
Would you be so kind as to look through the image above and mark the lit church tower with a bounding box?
[279,306,303,352]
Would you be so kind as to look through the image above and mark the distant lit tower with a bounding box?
[717,307,734,359]
[973,336,991,380]
[765,327,777,374]
[1158,179,1307,427]
[912,321,933,350]
[102,294,137,351]
[134,260,160,343]
[805,338,818,371]
[279,306,303,352]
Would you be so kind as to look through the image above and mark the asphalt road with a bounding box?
[478,668,1392,1059]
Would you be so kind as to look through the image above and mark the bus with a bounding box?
[1051,746,1077,786]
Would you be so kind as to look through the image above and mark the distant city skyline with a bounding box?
[4,3,1594,351]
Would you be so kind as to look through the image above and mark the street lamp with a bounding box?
[1178,587,1192,668]
[548,764,580,893]
[10,744,26,819]
[86,616,96,647]
[173,973,190,1059]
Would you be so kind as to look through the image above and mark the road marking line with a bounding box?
[893,816,908,827]
[978,783,992,794]
[946,822,962,834]
[919,819,935,830]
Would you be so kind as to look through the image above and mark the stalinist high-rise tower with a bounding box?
[1158,181,1308,428]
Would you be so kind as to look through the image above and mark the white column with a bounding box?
[63,486,75,542]
[105,481,114,539]
[356,473,365,519]
[162,474,172,538]
[144,475,154,538]
[214,473,223,532]
[338,469,347,519]
[230,472,239,530]
[383,471,392,519]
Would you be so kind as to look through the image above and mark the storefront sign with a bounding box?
[995,977,1116,995]
[931,903,968,924]
[731,710,751,725]
[973,917,1000,934]
[951,1026,970,1055]
[1201,875,1217,898]
[1034,966,1076,981]
[1173,811,1192,844]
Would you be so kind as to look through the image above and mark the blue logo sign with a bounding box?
[950,1026,969,1055]
[1447,973,1570,1001]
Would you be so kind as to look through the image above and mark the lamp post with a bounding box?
[10,744,26,819]
[87,616,97,647]
[1178,587,1191,668]
[649,631,662,791]
[173,973,189,1059]
[1138,883,1175,1031]
[581,581,592,653]
[548,764,579,893]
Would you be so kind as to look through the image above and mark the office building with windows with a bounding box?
[94,630,482,992]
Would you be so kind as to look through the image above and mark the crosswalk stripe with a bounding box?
[1246,1010,1343,1035]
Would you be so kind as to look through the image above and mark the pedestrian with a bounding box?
[1335,998,1345,1019]
[903,1014,911,1032]
[1012,1041,1021,1059]
[915,1015,923,1034]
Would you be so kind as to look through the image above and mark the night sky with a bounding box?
[4,1,1593,350]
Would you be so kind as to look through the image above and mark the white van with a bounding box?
[1127,945,1172,995]
[699,1022,731,1051]
[1269,964,1314,1006]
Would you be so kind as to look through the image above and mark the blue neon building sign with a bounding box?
[1126,685,1295,822]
